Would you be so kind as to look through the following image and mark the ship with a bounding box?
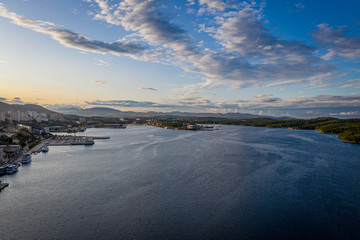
[21,154,32,164]
[42,146,49,152]
[6,164,18,174]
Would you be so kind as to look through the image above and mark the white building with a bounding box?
[0,112,5,122]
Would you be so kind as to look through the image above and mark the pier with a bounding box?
[48,135,110,146]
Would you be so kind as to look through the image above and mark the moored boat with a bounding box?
[6,164,18,174]
[42,146,49,152]
[21,154,32,164]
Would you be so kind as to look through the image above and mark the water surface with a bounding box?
[0,125,359,240]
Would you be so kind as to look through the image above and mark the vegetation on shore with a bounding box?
[194,117,360,144]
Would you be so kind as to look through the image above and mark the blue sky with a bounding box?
[0,0,359,118]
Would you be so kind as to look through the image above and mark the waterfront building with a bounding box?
[9,111,21,122]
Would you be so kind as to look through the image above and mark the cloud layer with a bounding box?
[89,0,338,87]
[2,1,357,89]
[82,94,360,118]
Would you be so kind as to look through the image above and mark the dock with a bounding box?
[47,135,110,146]
[18,135,111,158]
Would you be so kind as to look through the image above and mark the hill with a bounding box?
[0,102,56,114]
[54,106,283,119]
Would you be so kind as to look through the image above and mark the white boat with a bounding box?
[21,154,32,164]
[42,146,49,152]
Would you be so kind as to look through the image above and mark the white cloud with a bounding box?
[339,111,358,115]
[0,3,54,29]
[330,111,358,116]
[93,58,109,66]
[312,23,360,59]
[88,0,336,88]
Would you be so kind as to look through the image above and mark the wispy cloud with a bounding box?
[295,3,305,9]
[139,87,157,91]
[340,78,360,88]
[0,59,8,63]
[84,94,360,112]
[0,3,146,57]
[93,58,109,66]
[256,97,281,103]
[36,28,146,56]
[9,97,24,104]
[92,80,107,85]
[330,111,358,116]
[254,94,273,98]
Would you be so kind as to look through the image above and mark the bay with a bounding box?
[0,125,359,240]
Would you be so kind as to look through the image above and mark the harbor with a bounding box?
[26,135,110,154]
[0,134,110,182]
[48,135,109,146]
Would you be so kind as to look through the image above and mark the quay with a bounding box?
[47,135,110,146]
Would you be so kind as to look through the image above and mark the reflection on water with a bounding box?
[0,125,359,240]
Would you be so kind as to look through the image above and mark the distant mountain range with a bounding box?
[54,106,291,119]
[0,102,56,114]
[0,102,292,120]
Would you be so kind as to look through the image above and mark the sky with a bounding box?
[0,0,359,118]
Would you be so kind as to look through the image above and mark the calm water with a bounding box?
[0,125,359,240]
